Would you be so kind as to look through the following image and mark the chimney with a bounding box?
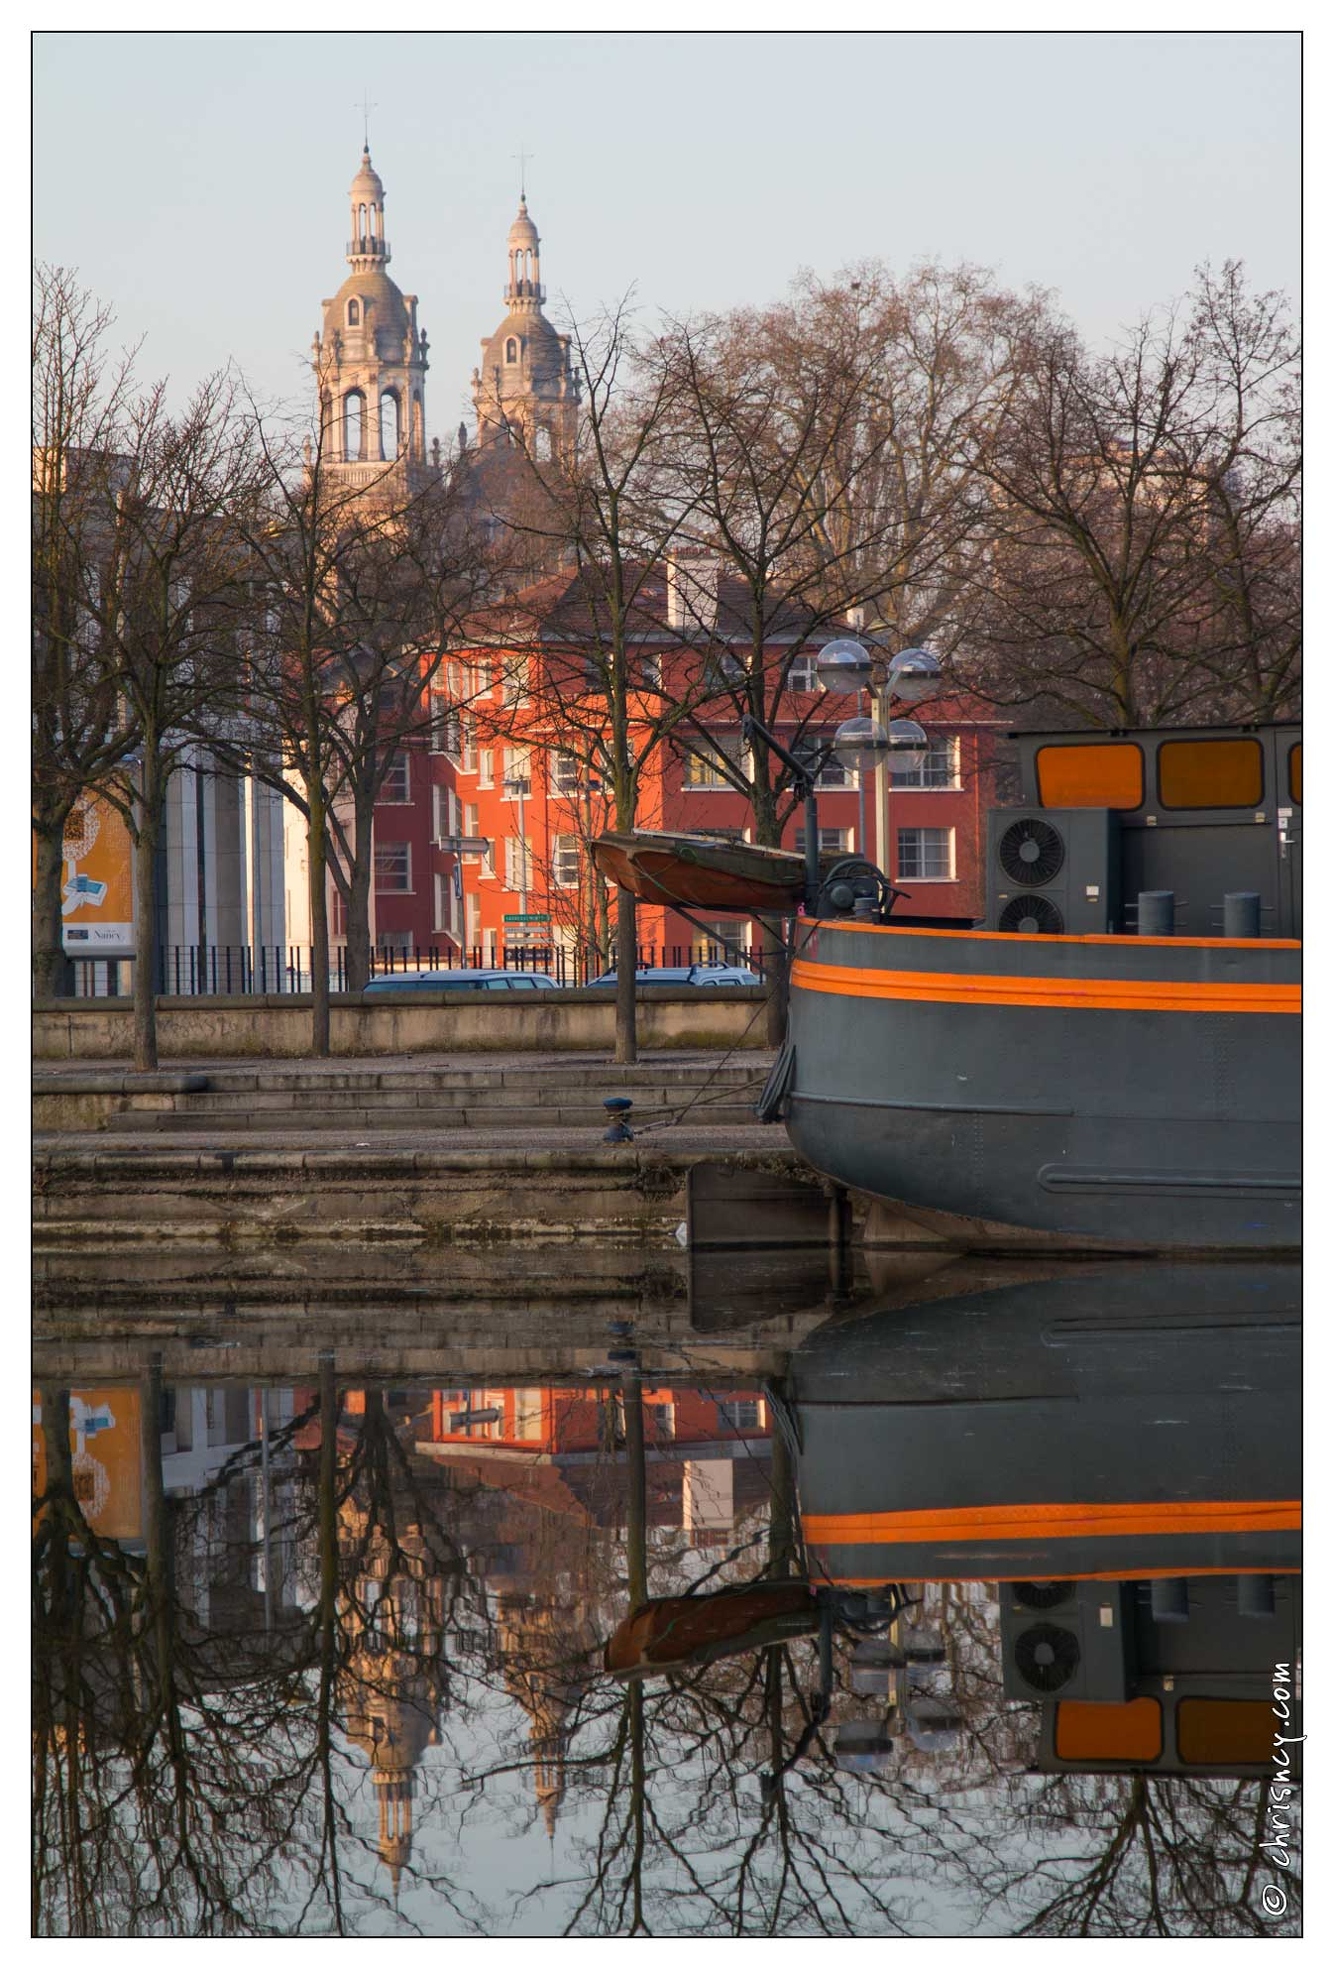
[666,551,720,633]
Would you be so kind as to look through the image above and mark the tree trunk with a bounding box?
[33,812,75,999]
[132,753,163,1072]
[614,888,637,1065]
[306,774,331,1058]
[343,789,376,994]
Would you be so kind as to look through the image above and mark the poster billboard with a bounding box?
[32,1387,144,1541]
[59,792,134,952]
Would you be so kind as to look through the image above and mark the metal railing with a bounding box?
[65,940,771,997]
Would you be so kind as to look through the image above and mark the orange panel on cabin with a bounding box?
[1055,1698,1163,1763]
[1036,744,1144,810]
[1158,738,1264,810]
[1177,1698,1276,1766]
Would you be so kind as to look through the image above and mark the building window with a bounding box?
[795,825,854,857]
[379,750,410,803]
[432,784,459,844]
[817,755,854,788]
[552,752,581,796]
[434,871,461,936]
[464,890,481,949]
[459,715,477,773]
[347,299,360,326]
[715,1399,763,1430]
[429,695,447,753]
[501,662,527,709]
[505,337,518,364]
[553,835,582,888]
[504,836,533,892]
[892,735,961,789]
[639,653,663,692]
[477,749,494,789]
[374,842,412,893]
[502,747,531,797]
[681,735,744,790]
[330,887,348,939]
[786,653,818,692]
[897,826,955,880]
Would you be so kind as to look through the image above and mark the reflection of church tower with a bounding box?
[471,195,578,464]
[495,1589,597,1838]
[339,1504,449,1897]
[312,148,434,494]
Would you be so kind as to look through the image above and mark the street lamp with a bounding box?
[817,640,941,879]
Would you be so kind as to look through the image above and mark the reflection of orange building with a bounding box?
[32,1388,143,1541]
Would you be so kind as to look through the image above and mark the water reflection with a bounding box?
[33,1257,1300,1936]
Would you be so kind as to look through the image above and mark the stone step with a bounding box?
[187,1065,768,1095]
[106,1102,764,1134]
[134,1082,755,1114]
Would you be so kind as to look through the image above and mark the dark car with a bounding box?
[588,963,762,988]
[362,968,562,994]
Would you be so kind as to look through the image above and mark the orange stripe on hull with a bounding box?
[824,1569,1303,1585]
[790,959,1300,1016]
[801,1499,1302,1544]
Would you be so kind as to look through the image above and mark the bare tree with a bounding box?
[90,372,261,1069]
[31,268,143,997]
[476,302,703,1063]
[963,262,1300,729]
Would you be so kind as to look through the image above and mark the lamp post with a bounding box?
[503,773,531,952]
[815,641,940,883]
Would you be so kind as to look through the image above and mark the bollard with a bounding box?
[1224,891,1262,939]
[603,1096,634,1142]
[1137,890,1176,937]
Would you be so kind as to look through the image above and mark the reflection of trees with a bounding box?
[35,1366,1297,1937]
[32,1364,488,1935]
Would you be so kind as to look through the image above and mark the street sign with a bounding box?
[503,912,550,924]
[435,836,491,854]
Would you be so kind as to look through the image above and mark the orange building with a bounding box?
[352,565,1006,975]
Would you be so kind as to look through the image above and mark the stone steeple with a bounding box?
[312,147,433,493]
[471,194,578,465]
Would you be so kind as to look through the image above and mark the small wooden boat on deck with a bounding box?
[592,828,831,912]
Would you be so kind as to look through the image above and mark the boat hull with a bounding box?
[792,1263,1300,1584]
[591,829,821,911]
[782,920,1300,1253]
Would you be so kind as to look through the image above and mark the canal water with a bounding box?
[32,1249,1300,1937]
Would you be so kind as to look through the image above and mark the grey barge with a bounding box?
[776,723,1300,1252]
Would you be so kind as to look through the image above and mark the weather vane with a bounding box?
[357,92,378,150]
[513,148,533,199]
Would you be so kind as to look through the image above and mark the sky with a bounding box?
[33,29,1300,436]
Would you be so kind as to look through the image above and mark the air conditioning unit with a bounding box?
[987,808,1122,935]
[1000,1581,1136,1703]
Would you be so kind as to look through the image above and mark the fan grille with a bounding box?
[999,894,1065,935]
[999,817,1065,886]
[1012,1580,1075,1611]
[1012,1622,1081,1693]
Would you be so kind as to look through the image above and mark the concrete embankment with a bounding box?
[33,1136,821,1245]
[33,986,770,1061]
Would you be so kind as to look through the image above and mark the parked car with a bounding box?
[587,963,762,988]
[362,968,562,994]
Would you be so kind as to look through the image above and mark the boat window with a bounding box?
[1177,1698,1274,1766]
[1054,1698,1162,1763]
[1158,737,1263,810]
[1035,743,1143,810]
[1289,743,1301,804]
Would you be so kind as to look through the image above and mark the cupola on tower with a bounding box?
[312,148,434,494]
[471,194,578,464]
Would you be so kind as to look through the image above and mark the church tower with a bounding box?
[312,148,434,494]
[472,194,579,464]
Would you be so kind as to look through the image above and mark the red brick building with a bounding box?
[347,565,1006,974]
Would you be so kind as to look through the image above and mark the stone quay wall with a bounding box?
[33,987,770,1061]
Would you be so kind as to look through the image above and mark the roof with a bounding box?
[459,561,857,647]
